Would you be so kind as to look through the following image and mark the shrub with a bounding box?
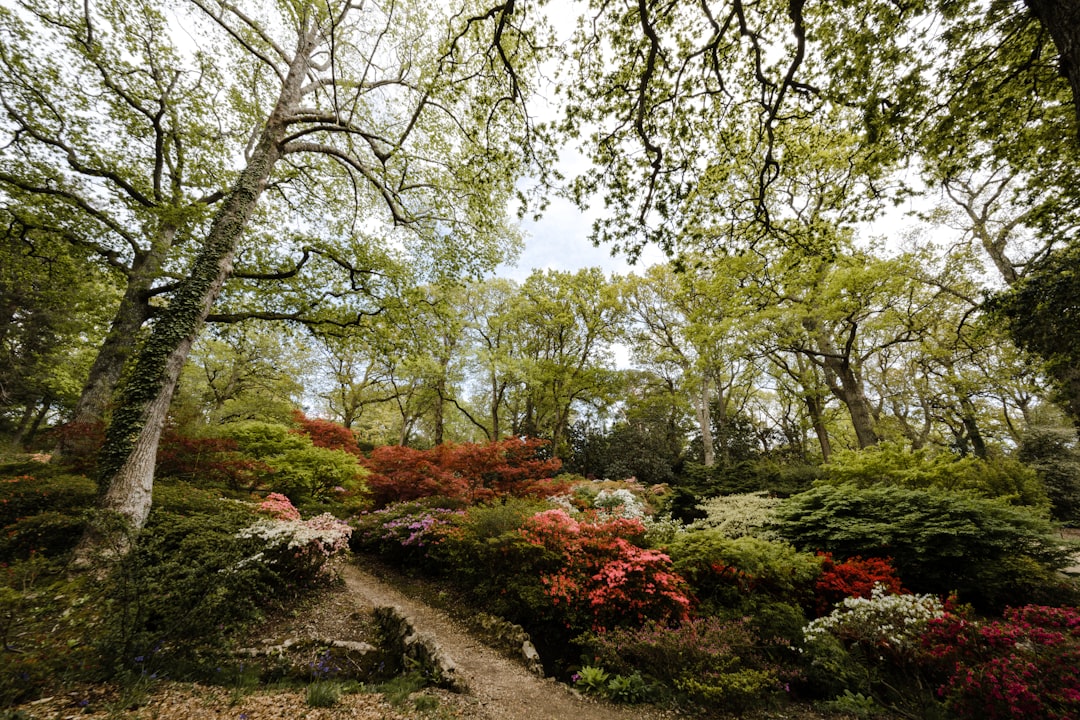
[350,501,465,567]
[666,531,820,612]
[688,491,782,539]
[291,410,363,456]
[582,616,787,711]
[820,443,1049,509]
[521,509,691,631]
[362,445,467,507]
[775,484,1077,610]
[424,498,556,623]
[155,427,271,491]
[100,491,351,670]
[0,464,96,526]
[665,530,820,643]
[218,421,366,502]
[361,438,565,507]
[922,604,1080,720]
[1017,429,1080,524]
[814,553,904,615]
[0,511,86,561]
[802,584,945,712]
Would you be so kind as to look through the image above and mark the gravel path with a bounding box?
[341,561,679,720]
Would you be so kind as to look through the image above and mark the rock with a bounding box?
[373,605,469,693]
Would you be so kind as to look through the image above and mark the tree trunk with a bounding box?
[24,397,51,445]
[1026,0,1080,132]
[694,377,715,466]
[821,358,879,449]
[54,243,166,459]
[959,396,988,459]
[804,392,832,462]
[72,45,312,563]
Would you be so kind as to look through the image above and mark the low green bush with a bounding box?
[664,530,821,643]
[819,443,1049,509]
[0,511,86,560]
[0,463,96,526]
[775,484,1078,610]
[581,616,788,712]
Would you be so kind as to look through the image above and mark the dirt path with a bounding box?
[341,562,678,720]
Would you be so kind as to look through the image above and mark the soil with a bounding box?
[12,556,847,720]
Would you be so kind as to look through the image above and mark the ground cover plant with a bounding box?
[0,459,353,706]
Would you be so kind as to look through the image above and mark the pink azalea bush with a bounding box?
[922,604,1080,720]
[520,509,692,630]
[258,492,302,521]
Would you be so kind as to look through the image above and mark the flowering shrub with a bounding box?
[922,604,1080,720]
[350,502,464,564]
[814,553,905,615]
[582,616,789,710]
[258,492,302,521]
[688,491,782,539]
[520,509,691,630]
[237,512,352,586]
[593,488,646,518]
[803,584,944,664]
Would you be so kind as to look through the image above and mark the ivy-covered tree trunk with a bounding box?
[73,47,312,562]
[55,235,172,460]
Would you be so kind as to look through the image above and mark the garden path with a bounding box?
[341,562,678,720]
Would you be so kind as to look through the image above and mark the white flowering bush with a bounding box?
[237,512,352,585]
[594,488,646,519]
[689,491,782,539]
[641,513,686,546]
[803,583,944,662]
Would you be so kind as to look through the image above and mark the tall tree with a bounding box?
[60,0,548,555]
[0,0,233,444]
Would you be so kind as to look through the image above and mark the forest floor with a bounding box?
[12,556,856,720]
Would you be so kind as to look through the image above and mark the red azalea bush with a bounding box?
[520,508,692,630]
[361,438,565,507]
[814,552,905,615]
[922,604,1080,720]
[156,428,271,491]
[291,410,363,456]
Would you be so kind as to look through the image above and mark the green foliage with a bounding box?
[581,616,785,712]
[679,459,821,498]
[429,499,557,623]
[775,484,1079,610]
[665,530,819,642]
[217,421,366,502]
[305,681,342,708]
[820,443,1049,509]
[98,480,350,672]
[688,491,782,539]
[988,243,1080,429]
[0,465,97,562]
[0,463,97,526]
[1017,429,1080,524]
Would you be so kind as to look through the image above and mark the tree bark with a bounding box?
[804,392,832,462]
[73,40,313,562]
[694,376,715,467]
[54,238,168,459]
[1026,0,1080,133]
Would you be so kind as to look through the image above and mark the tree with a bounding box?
[0,217,116,445]
[63,0,548,555]
[0,0,237,446]
[504,268,625,457]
